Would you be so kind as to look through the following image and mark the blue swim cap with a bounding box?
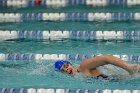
[54,60,70,71]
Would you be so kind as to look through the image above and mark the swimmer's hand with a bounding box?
[130,64,140,75]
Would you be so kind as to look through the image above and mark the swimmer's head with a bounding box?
[54,60,76,75]
[54,60,70,71]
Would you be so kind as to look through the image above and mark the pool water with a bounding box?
[0,40,140,55]
[0,59,140,89]
[0,40,140,89]
[0,4,140,90]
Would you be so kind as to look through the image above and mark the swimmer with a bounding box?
[54,55,140,79]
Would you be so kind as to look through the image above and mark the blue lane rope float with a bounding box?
[0,0,140,7]
[0,12,140,22]
[0,30,140,41]
[0,53,140,62]
[0,88,140,93]
[0,88,26,93]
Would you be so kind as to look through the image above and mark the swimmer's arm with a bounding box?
[80,55,130,71]
[79,56,106,76]
[80,56,107,70]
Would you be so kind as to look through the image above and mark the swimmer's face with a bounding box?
[60,64,75,75]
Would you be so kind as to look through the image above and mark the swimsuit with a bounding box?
[97,74,109,79]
